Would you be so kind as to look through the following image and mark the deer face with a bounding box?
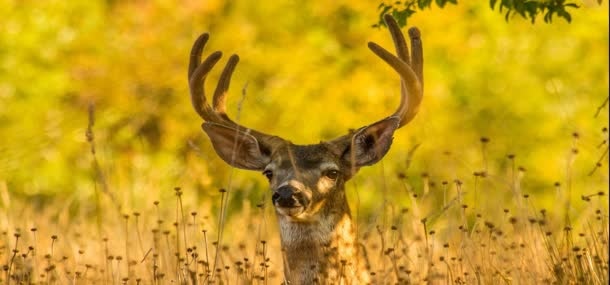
[264,144,346,221]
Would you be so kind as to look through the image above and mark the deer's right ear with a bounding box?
[202,122,270,170]
[342,117,399,167]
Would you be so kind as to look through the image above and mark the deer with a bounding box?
[187,14,423,284]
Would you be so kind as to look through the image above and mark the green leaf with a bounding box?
[392,8,415,27]
[380,5,392,15]
[544,10,552,23]
[490,0,498,9]
[418,0,432,9]
[557,9,572,23]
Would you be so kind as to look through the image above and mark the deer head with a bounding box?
[188,14,423,283]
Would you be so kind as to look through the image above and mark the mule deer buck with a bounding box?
[188,14,423,284]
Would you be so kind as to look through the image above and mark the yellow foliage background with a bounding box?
[0,0,607,220]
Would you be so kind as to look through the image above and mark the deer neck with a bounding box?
[276,193,367,284]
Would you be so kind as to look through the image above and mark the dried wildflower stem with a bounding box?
[190,213,198,282]
[7,233,20,285]
[588,146,608,176]
[173,220,181,281]
[175,187,190,282]
[123,214,131,281]
[564,135,579,229]
[480,137,489,172]
[202,229,210,277]
[212,188,227,280]
[176,188,188,267]
[594,96,609,118]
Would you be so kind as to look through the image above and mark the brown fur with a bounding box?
[266,143,370,284]
[187,15,423,284]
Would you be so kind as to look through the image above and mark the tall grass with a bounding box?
[0,109,608,284]
[0,136,607,284]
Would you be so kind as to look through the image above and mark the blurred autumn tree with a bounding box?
[0,0,607,215]
[375,0,594,27]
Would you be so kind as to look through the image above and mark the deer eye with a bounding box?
[323,170,339,180]
[262,170,273,181]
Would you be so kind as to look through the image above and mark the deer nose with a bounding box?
[272,185,298,207]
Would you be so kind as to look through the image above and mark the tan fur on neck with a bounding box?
[278,206,370,284]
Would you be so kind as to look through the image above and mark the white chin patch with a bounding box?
[276,206,304,217]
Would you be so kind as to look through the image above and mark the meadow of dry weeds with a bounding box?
[0,129,608,284]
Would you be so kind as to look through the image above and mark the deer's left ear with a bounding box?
[202,122,271,170]
[342,117,399,167]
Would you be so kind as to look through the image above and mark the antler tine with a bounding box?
[370,15,423,128]
[385,14,410,64]
[212,54,239,118]
[188,33,279,144]
[384,14,411,128]
[189,33,209,79]
[188,32,240,123]
[189,50,222,121]
[188,32,227,121]
[401,27,423,126]
[408,27,423,88]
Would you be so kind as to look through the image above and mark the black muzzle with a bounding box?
[272,185,306,208]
